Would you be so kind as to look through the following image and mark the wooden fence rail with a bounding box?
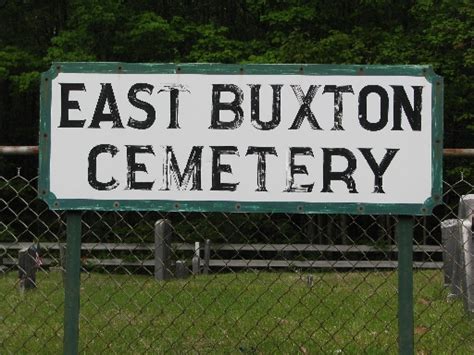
[0,242,443,270]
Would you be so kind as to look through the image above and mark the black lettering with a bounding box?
[246,146,278,191]
[358,85,389,131]
[391,86,423,131]
[89,83,124,128]
[289,85,322,130]
[126,145,155,190]
[249,84,282,130]
[359,148,399,193]
[168,89,180,129]
[210,84,244,129]
[88,144,119,190]
[59,83,86,128]
[157,85,190,128]
[210,146,239,191]
[127,83,156,129]
[285,147,314,192]
[162,146,203,191]
[321,148,358,193]
[322,85,354,130]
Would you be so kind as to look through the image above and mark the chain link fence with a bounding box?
[0,158,473,353]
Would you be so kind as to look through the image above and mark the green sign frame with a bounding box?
[39,62,443,215]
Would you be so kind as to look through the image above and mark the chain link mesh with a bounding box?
[0,167,473,353]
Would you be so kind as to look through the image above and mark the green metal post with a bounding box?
[64,211,82,355]
[397,216,414,355]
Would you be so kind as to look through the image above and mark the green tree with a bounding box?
[0,0,472,178]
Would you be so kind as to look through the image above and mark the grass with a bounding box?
[0,270,473,354]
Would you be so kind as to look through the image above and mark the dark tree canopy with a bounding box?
[0,0,472,178]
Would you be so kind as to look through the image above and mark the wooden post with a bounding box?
[203,239,211,275]
[154,219,173,281]
[18,246,37,291]
[192,242,201,275]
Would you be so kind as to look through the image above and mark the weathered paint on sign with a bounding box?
[39,63,443,214]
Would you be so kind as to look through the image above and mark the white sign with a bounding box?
[40,65,442,213]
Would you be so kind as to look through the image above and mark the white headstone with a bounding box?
[459,194,474,220]
[441,219,460,286]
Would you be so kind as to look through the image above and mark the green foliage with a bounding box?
[186,24,250,63]
[46,31,98,62]
[0,0,472,169]
[0,46,39,80]
[9,71,40,93]
[122,13,184,61]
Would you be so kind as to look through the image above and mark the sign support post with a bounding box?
[64,211,82,355]
[397,216,414,355]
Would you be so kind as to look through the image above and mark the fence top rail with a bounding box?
[0,146,38,155]
[0,242,443,253]
[2,256,444,269]
[1,146,473,157]
[443,148,474,157]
